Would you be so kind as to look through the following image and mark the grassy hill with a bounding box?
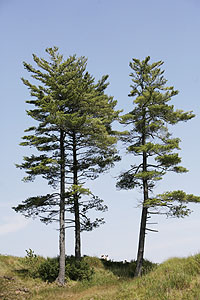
[0,253,200,299]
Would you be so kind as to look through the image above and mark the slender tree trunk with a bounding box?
[135,125,149,277]
[74,197,81,259]
[134,192,148,276]
[72,132,81,259]
[56,129,66,285]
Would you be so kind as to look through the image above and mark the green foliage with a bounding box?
[18,253,156,283]
[35,256,94,283]
[20,250,94,283]
[118,56,197,216]
[117,56,198,277]
[14,46,121,234]
[65,256,94,281]
[101,259,156,278]
[25,248,37,259]
[146,190,200,217]
[22,249,46,278]
[37,257,59,282]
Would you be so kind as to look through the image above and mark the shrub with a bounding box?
[37,256,93,282]
[66,257,94,281]
[37,257,59,282]
[101,258,156,278]
[21,249,45,278]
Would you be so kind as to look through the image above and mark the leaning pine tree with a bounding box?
[117,56,200,277]
[14,47,120,285]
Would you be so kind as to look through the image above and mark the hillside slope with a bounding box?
[0,254,199,299]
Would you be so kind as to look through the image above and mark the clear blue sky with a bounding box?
[0,0,200,263]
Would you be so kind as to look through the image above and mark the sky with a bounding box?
[0,0,200,263]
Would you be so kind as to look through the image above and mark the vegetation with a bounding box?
[0,253,199,299]
[13,47,121,284]
[117,56,200,276]
[11,49,199,289]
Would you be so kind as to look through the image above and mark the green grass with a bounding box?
[0,254,200,299]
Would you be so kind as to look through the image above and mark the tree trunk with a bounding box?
[74,197,81,259]
[135,204,148,277]
[56,129,66,285]
[135,127,149,277]
[73,132,81,259]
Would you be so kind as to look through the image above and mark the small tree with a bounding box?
[14,47,120,284]
[117,56,200,277]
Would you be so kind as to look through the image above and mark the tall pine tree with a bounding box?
[14,47,120,284]
[117,56,200,277]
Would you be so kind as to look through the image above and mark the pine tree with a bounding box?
[13,47,120,284]
[117,56,200,277]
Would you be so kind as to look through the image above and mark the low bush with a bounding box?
[101,258,156,278]
[37,256,93,282]
[66,256,94,281]
[38,257,59,282]
[21,250,155,284]
[21,249,46,278]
